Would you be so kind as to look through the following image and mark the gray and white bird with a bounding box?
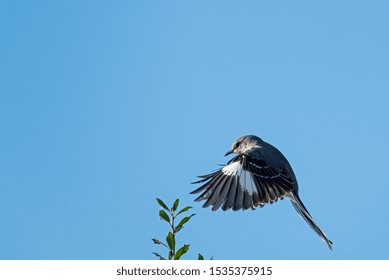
[191,135,333,250]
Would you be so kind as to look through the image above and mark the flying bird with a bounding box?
[191,135,333,250]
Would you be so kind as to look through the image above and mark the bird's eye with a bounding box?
[235,142,240,148]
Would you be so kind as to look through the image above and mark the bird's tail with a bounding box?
[288,192,333,250]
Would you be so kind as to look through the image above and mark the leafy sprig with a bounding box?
[152,198,203,260]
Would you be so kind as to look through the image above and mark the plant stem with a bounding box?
[171,209,175,258]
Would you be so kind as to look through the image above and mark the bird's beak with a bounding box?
[224,150,233,157]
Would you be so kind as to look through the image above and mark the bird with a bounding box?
[191,135,333,250]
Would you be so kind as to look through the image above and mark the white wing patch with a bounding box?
[221,161,241,176]
[242,166,256,195]
[221,161,256,195]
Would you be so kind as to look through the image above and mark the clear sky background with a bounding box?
[1,1,388,260]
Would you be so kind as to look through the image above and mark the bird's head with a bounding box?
[225,135,263,156]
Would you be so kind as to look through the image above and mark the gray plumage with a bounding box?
[191,135,333,250]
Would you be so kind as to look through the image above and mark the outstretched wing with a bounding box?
[191,154,296,211]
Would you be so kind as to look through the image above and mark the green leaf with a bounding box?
[172,199,179,212]
[152,238,168,248]
[198,253,204,260]
[152,252,166,260]
[174,244,190,260]
[156,198,170,211]
[175,214,195,232]
[159,210,170,224]
[166,231,175,252]
[168,251,173,260]
[176,206,192,216]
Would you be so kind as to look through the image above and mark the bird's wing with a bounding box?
[191,154,295,211]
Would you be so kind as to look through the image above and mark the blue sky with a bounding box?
[1,1,388,260]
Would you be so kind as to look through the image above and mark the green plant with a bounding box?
[152,198,204,260]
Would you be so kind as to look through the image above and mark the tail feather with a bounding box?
[288,192,333,250]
